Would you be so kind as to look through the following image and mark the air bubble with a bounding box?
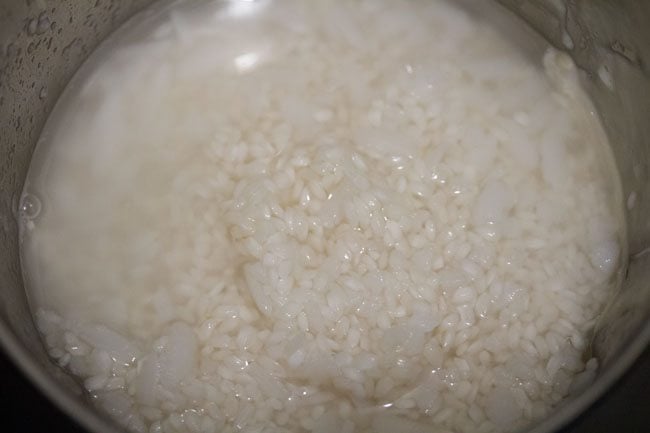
[20,193,42,219]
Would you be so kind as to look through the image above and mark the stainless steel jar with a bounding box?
[1,1,648,432]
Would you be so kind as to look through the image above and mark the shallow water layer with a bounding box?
[20,1,625,432]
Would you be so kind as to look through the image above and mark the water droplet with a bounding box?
[598,64,614,91]
[20,193,42,219]
[627,192,637,210]
[562,30,574,50]
[37,14,51,35]
[27,18,38,35]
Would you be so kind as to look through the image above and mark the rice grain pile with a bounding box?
[20,1,625,432]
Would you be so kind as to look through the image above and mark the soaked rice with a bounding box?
[20,1,625,432]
